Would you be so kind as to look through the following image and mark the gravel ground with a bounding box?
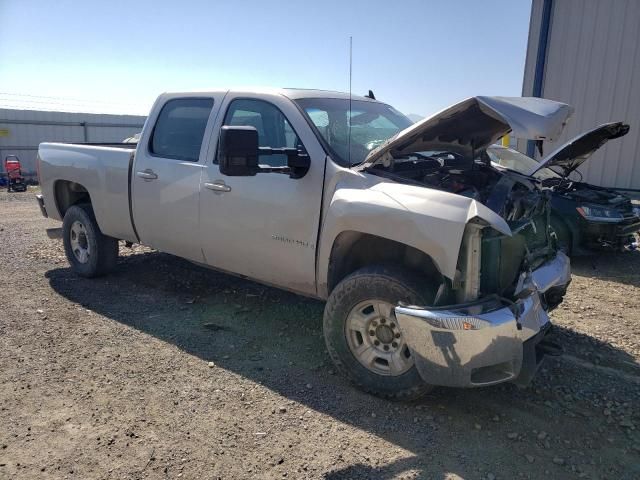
[0,189,639,480]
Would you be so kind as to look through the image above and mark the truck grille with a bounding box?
[480,212,552,297]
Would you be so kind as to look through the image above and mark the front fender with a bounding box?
[316,178,511,297]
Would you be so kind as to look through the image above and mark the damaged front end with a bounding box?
[393,174,571,388]
[395,266,567,388]
[395,190,571,387]
[395,248,570,388]
[361,96,574,388]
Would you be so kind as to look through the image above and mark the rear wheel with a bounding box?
[323,265,435,400]
[62,204,118,277]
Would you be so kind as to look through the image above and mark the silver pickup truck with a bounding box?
[36,89,572,399]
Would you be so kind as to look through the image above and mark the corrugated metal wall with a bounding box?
[0,109,145,177]
[522,0,640,190]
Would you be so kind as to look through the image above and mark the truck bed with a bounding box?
[75,142,138,149]
[38,142,138,243]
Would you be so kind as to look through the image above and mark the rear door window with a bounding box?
[150,98,214,161]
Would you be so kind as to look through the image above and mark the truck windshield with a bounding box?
[295,98,412,166]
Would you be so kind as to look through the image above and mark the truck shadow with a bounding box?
[44,250,640,480]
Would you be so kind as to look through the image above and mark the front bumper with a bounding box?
[581,216,640,250]
[395,252,570,388]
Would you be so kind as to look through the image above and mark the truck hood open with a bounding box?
[528,122,630,177]
[356,96,574,171]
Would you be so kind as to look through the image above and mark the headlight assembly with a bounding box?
[576,205,624,222]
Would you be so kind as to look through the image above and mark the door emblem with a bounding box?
[272,235,314,249]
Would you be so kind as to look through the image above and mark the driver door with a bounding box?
[198,94,326,295]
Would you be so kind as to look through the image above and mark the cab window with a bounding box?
[150,98,214,161]
[222,99,304,167]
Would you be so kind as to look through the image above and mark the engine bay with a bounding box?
[554,181,632,207]
[368,151,550,223]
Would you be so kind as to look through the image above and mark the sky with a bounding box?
[0,0,532,117]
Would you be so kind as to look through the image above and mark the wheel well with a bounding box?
[327,232,441,294]
[54,180,91,217]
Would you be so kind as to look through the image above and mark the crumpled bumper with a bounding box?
[394,252,570,388]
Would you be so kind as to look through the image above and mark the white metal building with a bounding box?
[521,0,640,191]
[0,108,145,178]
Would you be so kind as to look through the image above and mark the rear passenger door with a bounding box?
[132,95,223,261]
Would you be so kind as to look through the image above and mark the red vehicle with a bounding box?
[4,155,27,192]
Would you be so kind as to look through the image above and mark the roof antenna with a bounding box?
[348,36,353,166]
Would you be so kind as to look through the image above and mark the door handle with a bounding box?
[136,169,158,180]
[204,181,232,193]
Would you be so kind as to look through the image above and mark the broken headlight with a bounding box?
[576,205,624,223]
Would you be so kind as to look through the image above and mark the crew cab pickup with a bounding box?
[36,89,572,399]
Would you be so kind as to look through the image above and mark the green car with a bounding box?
[487,122,639,255]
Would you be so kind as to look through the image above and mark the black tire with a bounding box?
[324,265,436,401]
[62,204,119,278]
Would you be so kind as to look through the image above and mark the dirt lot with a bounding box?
[0,189,639,480]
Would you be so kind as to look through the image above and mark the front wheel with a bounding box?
[323,265,435,400]
[62,204,119,278]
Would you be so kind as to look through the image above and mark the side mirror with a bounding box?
[218,126,259,176]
